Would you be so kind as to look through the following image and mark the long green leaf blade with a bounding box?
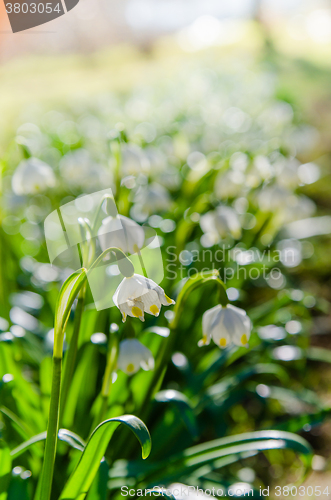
[60,415,151,500]
[0,444,11,500]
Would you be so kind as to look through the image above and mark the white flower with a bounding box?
[12,158,56,195]
[98,215,145,255]
[200,304,252,349]
[117,339,154,375]
[113,273,175,322]
[200,206,241,241]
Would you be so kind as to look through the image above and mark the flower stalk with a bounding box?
[36,356,62,500]
[96,332,119,426]
[59,285,86,424]
[36,269,87,500]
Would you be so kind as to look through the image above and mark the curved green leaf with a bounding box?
[155,390,198,438]
[10,429,86,459]
[60,415,151,500]
[182,430,312,459]
[86,460,109,500]
[207,364,289,400]
[171,271,228,329]
[307,347,331,364]
[143,430,312,485]
[273,408,331,433]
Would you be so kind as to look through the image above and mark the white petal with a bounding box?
[226,304,247,317]
[210,309,231,348]
[118,339,154,374]
[200,305,221,346]
[140,344,155,371]
[140,289,162,317]
[117,339,143,374]
[232,315,252,347]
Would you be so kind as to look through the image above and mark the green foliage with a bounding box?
[60,416,151,500]
[0,46,330,500]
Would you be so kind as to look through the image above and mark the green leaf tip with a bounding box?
[59,414,151,499]
[114,414,151,459]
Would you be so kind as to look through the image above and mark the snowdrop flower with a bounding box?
[98,215,145,255]
[113,274,175,322]
[12,158,56,195]
[200,206,241,241]
[200,304,252,349]
[117,339,154,375]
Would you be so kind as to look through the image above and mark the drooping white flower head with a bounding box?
[113,273,175,322]
[12,158,56,195]
[200,206,241,242]
[117,338,154,375]
[98,215,145,255]
[200,304,252,349]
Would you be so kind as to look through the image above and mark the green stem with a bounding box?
[93,333,119,429]
[36,356,62,500]
[137,249,148,278]
[59,288,86,424]
[36,269,87,500]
